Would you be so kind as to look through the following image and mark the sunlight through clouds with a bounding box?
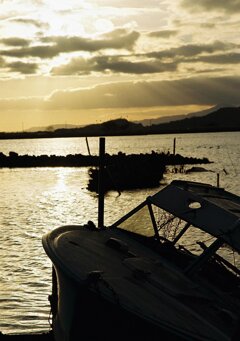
[0,0,239,131]
[94,19,114,34]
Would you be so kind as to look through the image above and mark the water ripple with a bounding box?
[0,133,239,334]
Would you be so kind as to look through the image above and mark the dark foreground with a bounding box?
[0,329,183,340]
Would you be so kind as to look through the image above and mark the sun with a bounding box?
[44,14,66,36]
[94,19,114,34]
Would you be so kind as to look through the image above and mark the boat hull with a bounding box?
[43,225,235,341]
[51,264,186,341]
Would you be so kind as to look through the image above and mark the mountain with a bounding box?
[135,104,228,126]
[148,107,240,134]
[54,118,144,136]
[0,107,239,140]
[24,104,237,134]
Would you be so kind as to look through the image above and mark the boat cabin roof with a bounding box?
[150,181,240,252]
[114,180,240,253]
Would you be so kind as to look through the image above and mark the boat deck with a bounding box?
[43,225,240,340]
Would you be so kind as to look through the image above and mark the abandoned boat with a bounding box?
[42,180,240,341]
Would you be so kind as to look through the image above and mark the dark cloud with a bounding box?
[200,23,216,29]
[1,37,30,46]
[2,38,237,77]
[43,30,140,51]
[194,67,226,74]
[2,45,59,58]
[1,30,140,59]
[195,53,240,64]
[46,76,240,110]
[148,30,178,38]
[51,55,177,76]
[51,40,238,76]
[1,76,239,110]
[7,61,38,74]
[51,57,92,75]
[181,0,240,14]
[147,41,235,59]
[102,28,135,40]
[13,18,49,29]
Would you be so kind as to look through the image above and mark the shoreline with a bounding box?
[0,128,239,141]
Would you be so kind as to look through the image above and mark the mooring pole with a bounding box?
[85,137,91,156]
[98,137,105,228]
[173,137,176,155]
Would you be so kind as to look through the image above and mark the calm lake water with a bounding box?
[0,132,239,334]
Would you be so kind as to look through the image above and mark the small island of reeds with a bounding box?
[87,151,211,192]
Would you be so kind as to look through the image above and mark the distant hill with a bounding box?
[0,118,144,139]
[148,106,240,134]
[135,104,228,126]
[0,107,239,140]
[54,118,143,136]
[25,104,228,132]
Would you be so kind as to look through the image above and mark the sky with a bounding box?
[0,0,240,132]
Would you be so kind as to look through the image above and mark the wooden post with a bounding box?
[217,173,220,188]
[173,137,176,155]
[85,137,91,156]
[98,137,105,228]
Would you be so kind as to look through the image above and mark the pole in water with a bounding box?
[173,137,176,155]
[85,137,91,156]
[98,137,105,228]
[217,173,220,188]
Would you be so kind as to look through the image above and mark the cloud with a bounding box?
[181,0,240,14]
[195,53,240,64]
[1,30,140,59]
[2,38,238,77]
[43,30,140,51]
[147,41,237,59]
[51,40,239,76]
[0,76,239,111]
[45,76,240,109]
[0,54,38,75]
[101,28,135,40]
[0,56,5,66]
[7,61,39,74]
[92,0,161,8]
[12,17,49,29]
[51,55,177,76]
[148,30,178,38]
[200,23,216,29]
[1,37,30,46]
[2,45,59,58]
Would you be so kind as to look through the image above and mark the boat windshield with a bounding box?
[113,199,240,276]
[116,203,155,237]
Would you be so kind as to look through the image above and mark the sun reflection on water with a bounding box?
[54,169,68,192]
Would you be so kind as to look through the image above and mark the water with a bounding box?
[0,132,239,334]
